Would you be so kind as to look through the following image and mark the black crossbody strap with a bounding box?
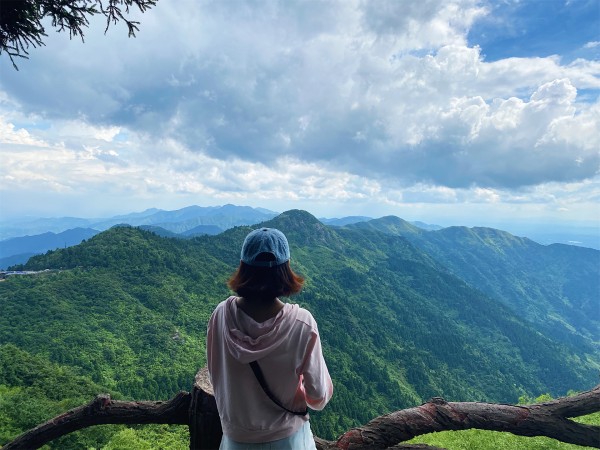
[249,361,308,416]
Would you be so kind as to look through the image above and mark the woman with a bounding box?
[207,227,333,449]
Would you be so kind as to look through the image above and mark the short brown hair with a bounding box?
[228,261,304,299]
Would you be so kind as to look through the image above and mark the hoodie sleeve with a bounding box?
[205,299,229,386]
[206,304,219,385]
[299,324,333,411]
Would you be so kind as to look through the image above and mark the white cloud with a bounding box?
[0,0,598,223]
[57,122,122,142]
[0,117,48,147]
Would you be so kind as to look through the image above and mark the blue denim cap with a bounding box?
[241,227,290,267]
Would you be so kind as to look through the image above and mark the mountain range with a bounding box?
[2,205,598,270]
[0,205,278,268]
[1,209,597,448]
[0,205,439,269]
[0,204,279,241]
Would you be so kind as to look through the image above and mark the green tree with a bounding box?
[0,0,157,69]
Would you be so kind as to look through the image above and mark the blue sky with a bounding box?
[0,0,598,229]
[468,0,599,61]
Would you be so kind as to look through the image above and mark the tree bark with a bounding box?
[317,385,600,449]
[2,392,191,450]
[189,367,222,450]
[3,378,599,450]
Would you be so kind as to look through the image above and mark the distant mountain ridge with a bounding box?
[0,228,99,269]
[3,204,597,248]
[320,216,373,226]
[0,205,279,268]
[0,204,279,240]
[0,206,438,268]
[2,204,597,272]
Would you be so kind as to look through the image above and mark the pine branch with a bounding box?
[0,0,158,69]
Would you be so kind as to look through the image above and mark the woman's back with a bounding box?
[207,296,333,443]
[206,227,332,447]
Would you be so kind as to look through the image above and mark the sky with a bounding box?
[0,0,599,229]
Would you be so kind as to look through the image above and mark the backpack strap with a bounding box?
[249,361,308,416]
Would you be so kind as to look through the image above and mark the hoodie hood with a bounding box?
[223,296,300,364]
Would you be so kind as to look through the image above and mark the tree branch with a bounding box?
[0,0,158,69]
[3,381,599,450]
[2,391,190,450]
[316,385,600,449]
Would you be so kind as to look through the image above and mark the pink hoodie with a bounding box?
[207,296,333,443]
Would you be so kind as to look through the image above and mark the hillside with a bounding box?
[0,210,597,446]
[348,216,600,351]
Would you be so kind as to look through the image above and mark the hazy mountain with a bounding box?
[3,204,596,250]
[410,221,443,231]
[0,205,278,240]
[322,216,444,231]
[0,252,38,269]
[181,224,224,236]
[90,204,278,232]
[0,228,100,269]
[137,225,183,239]
[137,224,224,238]
[0,217,99,240]
[320,216,373,226]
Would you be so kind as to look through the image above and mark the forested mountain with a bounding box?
[1,210,597,448]
[348,216,600,351]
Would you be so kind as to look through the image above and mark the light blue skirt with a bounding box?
[219,421,316,450]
